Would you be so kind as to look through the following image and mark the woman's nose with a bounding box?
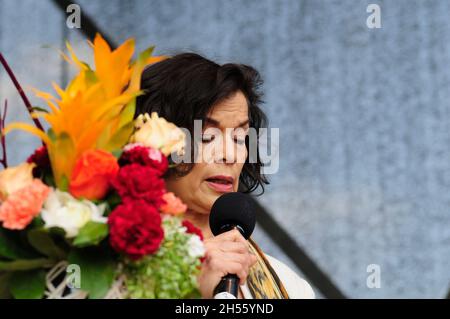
[219,134,237,164]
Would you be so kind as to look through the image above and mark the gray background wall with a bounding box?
[1,0,449,298]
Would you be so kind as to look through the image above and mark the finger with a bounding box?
[222,254,255,284]
[222,262,248,284]
[218,241,249,254]
[221,252,252,268]
[207,250,252,269]
[216,228,246,243]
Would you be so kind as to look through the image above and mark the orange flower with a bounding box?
[4,34,162,189]
[146,55,167,66]
[69,149,119,200]
[160,192,187,216]
[0,179,50,230]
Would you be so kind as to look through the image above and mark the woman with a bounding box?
[135,53,314,299]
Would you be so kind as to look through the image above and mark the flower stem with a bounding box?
[0,100,8,168]
[0,52,45,133]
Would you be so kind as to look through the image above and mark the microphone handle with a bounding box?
[213,274,239,299]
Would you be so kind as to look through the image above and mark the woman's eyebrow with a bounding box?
[205,117,249,128]
[237,119,250,128]
[204,117,220,126]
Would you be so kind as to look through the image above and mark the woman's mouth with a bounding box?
[205,175,234,193]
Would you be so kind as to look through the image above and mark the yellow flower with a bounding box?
[0,163,35,201]
[3,34,164,189]
[130,112,186,156]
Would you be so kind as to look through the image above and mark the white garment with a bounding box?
[239,254,315,299]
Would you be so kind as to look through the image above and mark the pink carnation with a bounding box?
[0,179,50,230]
[160,192,187,216]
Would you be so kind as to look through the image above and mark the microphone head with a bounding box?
[209,192,256,239]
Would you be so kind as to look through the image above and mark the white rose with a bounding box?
[187,235,205,259]
[41,189,107,238]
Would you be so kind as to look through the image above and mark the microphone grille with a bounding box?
[209,192,256,239]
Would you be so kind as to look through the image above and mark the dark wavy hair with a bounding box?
[135,53,269,194]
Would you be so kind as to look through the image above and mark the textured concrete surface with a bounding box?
[1,0,449,298]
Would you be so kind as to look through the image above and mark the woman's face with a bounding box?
[166,91,250,214]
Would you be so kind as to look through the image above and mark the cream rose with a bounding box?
[41,188,107,238]
[130,112,186,156]
[0,162,35,201]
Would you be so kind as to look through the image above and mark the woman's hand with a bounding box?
[198,228,257,298]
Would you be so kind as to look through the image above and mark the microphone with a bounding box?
[209,192,256,299]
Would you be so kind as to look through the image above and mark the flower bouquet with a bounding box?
[0,34,204,299]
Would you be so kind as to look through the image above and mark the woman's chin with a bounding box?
[193,183,235,214]
[199,189,222,207]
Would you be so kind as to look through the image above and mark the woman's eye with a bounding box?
[234,137,246,145]
[201,135,215,143]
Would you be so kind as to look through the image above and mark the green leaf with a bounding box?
[9,269,46,299]
[31,216,45,228]
[68,249,115,299]
[111,149,123,160]
[47,128,57,142]
[48,227,67,238]
[0,272,12,299]
[0,258,55,271]
[129,46,155,69]
[59,174,69,192]
[84,69,98,84]
[43,172,56,188]
[27,229,67,259]
[31,106,49,113]
[104,121,134,151]
[73,222,108,248]
[117,99,136,130]
[133,46,155,67]
[0,228,36,260]
[54,132,75,189]
[104,192,122,215]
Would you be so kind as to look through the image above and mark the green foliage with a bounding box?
[68,248,116,299]
[0,228,37,260]
[123,217,202,299]
[104,192,122,216]
[59,175,69,192]
[43,172,56,188]
[73,222,108,248]
[0,272,12,299]
[9,269,46,299]
[27,228,67,259]
[31,106,49,113]
[0,258,55,271]
[111,149,123,159]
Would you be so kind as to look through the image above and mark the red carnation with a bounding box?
[111,164,166,208]
[119,145,168,175]
[27,146,51,177]
[108,200,164,260]
[182,220,204,241]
